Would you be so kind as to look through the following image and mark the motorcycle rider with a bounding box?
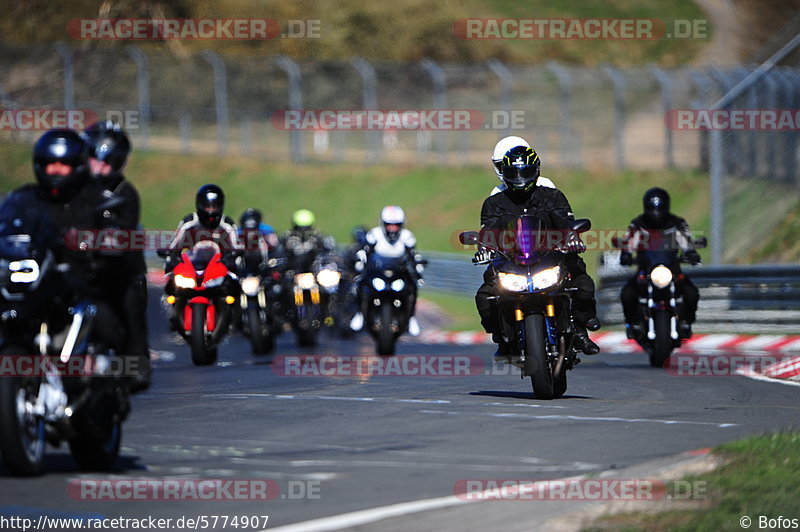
[82,121,151,392]
[476,145,601,357]
[279,209,336,273]
[490,136,556,195]
[0,129,130,377]
[238,208,279,275]
[350,206,424,337]
[619,187,701,338]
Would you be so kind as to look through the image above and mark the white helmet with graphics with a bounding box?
[380,205,405,243]
[492,136,530,180]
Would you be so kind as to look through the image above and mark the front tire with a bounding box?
[650,311,673,367]
[523,314,563,399]
[376,304,396,357]
[247,303,274,355]
[190,304,217,366]
[0,346,46,476]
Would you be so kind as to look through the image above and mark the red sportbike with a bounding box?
[160,241,237,366]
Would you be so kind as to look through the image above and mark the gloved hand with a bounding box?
[683,249,701,265]
[472,249,494,264]
[620,250,633,266]
[563,232,586,254]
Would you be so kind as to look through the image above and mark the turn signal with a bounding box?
[166,295,176,305]
[225,295,235,304]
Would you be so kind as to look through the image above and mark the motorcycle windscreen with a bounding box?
[188,241,222,271]
[515,215,546,265]
[367,253,405,275]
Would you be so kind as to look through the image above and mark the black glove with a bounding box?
[562,231,586,254]
[683,250,701,265]
[472,249,494,264]
[620,250,633,266]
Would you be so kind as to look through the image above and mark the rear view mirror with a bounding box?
[693,236,708,249]
[571,219,591,233]
[459,231,479,245]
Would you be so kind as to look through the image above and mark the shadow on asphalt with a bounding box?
[469,390,594,400]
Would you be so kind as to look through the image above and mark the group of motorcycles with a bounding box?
[157,238,424,365]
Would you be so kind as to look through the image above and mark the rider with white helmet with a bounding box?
[490,136,555,195]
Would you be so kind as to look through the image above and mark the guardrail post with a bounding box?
[54,42,75,110]
[275,55,304,164]
[127,46,151,149]
[649,64,674,168]
[201,51,229,156]
[602,65,626,170]
[486,58,513,139]
[419,58,448,162]
[351,57,380,164]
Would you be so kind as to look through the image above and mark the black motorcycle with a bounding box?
[0,230,129,475]
[614,234,707,367]
[461,215,591,399]
[239,257,284,355]
[359,253,424,357]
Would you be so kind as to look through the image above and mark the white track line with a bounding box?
[205,393,568,409]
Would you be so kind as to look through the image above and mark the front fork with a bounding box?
[514,298,558,365]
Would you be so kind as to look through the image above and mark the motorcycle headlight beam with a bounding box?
[531,266,560,290]
[175,274,196,289]
[317,269,341,288]
[498,272,528,292]
[295,272,316,290]
[650,265,673,289]
[241,276,261,296]
[390,278,405,291]
[372,277,387,291]
[8,259,39,284]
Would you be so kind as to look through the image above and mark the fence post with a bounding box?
[127,46,151,149]
[486,58,513,139]
[275,55,304,164]
[709,127,724,265]
[201,51,229,156]
[419,58,447,162]
[601,65,626,170]
[763,71,778,177]
[351,57,380,164]
[689,69,713,171]
[546,61,578,167]
[649,64,674,168]
[54,42,74,110]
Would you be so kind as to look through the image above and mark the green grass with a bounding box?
[587,432,800,531]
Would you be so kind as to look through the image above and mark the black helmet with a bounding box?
[32,129,89,200]
[240,208,262,230]
[82,120,131,186]
[643,187,671,227]
[501,146,540,192]
[196,184,225,229]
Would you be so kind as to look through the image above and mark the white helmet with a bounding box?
[380,205,405,243]
[492,136,530,180]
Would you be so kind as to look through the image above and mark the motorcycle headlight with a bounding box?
[204,275,226,288]
[390,278,405,291]
[241,276,261,296]
[650,265,673,289]
[175,274,196,289]
[317,269,341,288]
[8,259,39,284]
[498,272,528,292]
[531,266,560,290]
[372,277,387,291]
[295,272,316,290]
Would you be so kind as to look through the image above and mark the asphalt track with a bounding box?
[0,288,798,531]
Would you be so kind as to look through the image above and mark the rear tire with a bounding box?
[0,345,46,476]
[650,311,673,367]
[376,305,396,357]
[523,314,560,399]
[190,304,217,366]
